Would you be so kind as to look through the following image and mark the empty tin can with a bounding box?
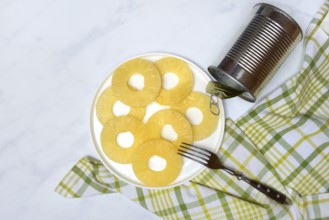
[207,3,303,102]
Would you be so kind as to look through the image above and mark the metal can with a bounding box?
[207,3,303,102]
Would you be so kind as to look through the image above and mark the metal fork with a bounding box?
[178,142,292,205]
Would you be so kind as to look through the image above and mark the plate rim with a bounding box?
[90,52,226,189]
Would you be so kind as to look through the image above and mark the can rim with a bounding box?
[253,3,303,41]
[208,66,256,102]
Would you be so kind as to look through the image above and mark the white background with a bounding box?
[0,0,325,219]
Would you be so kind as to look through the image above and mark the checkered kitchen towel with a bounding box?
[55,2,329,219]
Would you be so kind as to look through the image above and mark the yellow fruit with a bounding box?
[145,109,193,147]
[96,86,146,124]
[100,116,145,164]
[112,58,161,107]
[155,57,194,105]
[132,139,183,187]
[173,92,219,140]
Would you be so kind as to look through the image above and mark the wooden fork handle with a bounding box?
[245,178,292,205]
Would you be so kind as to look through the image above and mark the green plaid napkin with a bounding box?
[56,2,329,219]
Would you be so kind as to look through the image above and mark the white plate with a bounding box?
[90,53,225,189]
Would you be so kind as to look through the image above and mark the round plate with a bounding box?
[90,53,225,189]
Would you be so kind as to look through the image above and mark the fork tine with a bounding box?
[179,146,209,161]
[178,148,209,162]
[177,151,207,166]
[180,142,211,158]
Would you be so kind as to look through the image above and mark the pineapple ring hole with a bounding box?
[128,74,144,91]
[148,155,167,171]
[113,101,131,117]
[161,124,178,142]
[116,131,134,148]
[185,107,203,125]
[162,72,179,90]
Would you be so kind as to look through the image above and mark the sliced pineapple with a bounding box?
[112,58,161,107]
[96,86,146,124]
[100,116,145,164]
[173,92,219,140]
[155,57,194,105]
[132,139,183,187]
[145,109,193,147]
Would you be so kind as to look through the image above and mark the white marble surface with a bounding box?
[0,0,325,219]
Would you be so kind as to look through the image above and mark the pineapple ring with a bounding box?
[112,58,161,107]
[145,109,193,147]
[100,116,145,164]
[155,57,194,105]
[173,92,219,141]
[96,86,146,125]
[132,139,183,187]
